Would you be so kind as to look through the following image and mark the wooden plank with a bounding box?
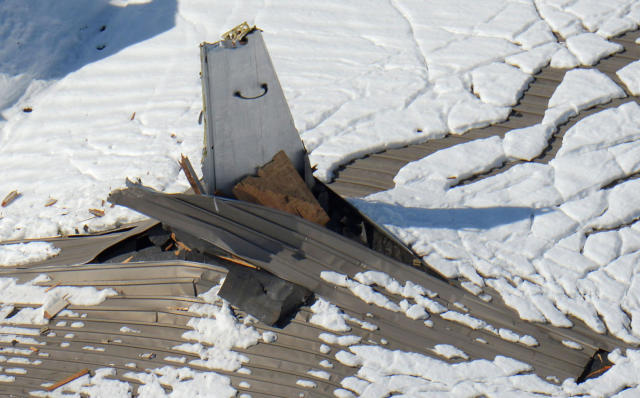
[179,154,205,195]
[333,175,394,191]
[616,46,640,60]
[233,151,330,226]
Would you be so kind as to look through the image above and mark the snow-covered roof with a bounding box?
[2,0,640,396]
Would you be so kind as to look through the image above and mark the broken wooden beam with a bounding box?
[233,150,330,225]
[43,295,69,320]
[179,154,205,195]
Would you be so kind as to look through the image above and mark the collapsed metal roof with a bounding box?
[0,24,636,396]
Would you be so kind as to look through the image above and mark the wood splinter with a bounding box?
[46,368,90,391]
[2,190,20,207]
[179,154,205,195]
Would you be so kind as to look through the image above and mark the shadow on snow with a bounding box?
[351,198,545,230]
[0,0,177,113]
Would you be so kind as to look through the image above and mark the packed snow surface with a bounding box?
[0,242,60,266]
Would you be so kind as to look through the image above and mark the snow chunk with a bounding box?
[558,102,640,157]
[536,4,585,38]
[617,60,640,95]
[174,285,261,372]
[566,33,623,66]
[310,298,350,332]
[296,379,317,388]
[319,332,361,346]
[395,136,506,188]
[503,124,554,161]
[307,369,331,380]
[506,42,559,74]
[0,242,60,266]
[432,344,468,360]
[471,63,532,107]
[550,46,580,69]
[545,69,625,126]
[261,331,277,343]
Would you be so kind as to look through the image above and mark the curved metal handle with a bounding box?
[234,83,268,100]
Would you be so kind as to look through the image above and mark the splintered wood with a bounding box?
[2,190,20,207]
[179,154,205,195]
[43,295,69,320]
[233,151,330,225]
[89,208,105,217]
[46,369,89,391]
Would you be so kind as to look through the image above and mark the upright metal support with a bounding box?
[200,29,307,196]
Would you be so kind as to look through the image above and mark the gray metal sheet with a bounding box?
[107,184,634,382]
[200,30,306,195]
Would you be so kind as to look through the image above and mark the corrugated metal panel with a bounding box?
[107,183,633,382]
[200,30,307,196]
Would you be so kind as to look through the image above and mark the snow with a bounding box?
[126,366,236,398]
[506,42,559,74]
[394,136,506,189]
[432,344,469,360]
[546,69,626,121]
[307,369,331,380]
[0,275,115,326]
[565,33,623,65]
[0,242,60,266]
[319,333,362,346]
[471,63,532,107]
[296,379,317,388]
[362,99,640,344]
[174,283,261,372]
[618,60,640,95]
[0,0,631,228]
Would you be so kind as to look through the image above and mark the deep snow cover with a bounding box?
[2,0,640,396]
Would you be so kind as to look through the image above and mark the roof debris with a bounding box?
[2,190,20,207]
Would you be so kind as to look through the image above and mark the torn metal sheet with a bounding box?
[107,182,632,382]
[219,265,312,326]
[0,261,355,397]
[200,29,307,195]
[0,219,158,268]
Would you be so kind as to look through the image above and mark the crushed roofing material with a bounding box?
[107,181,633,382]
